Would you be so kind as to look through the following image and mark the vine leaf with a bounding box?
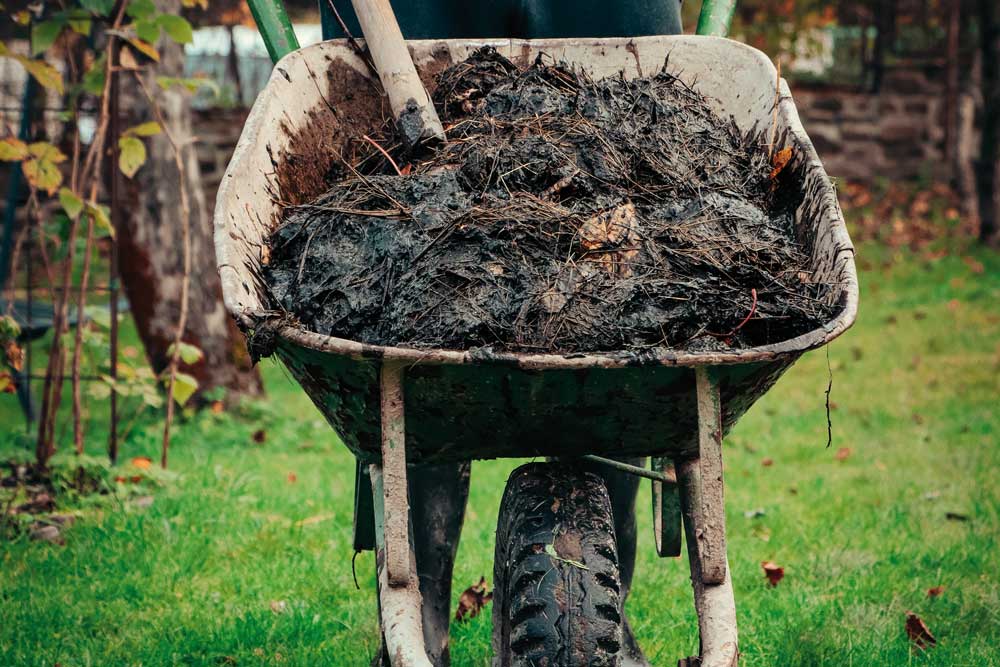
[0,138,29,161]
[125,37,160,62]
[31,19,66,56]
[118,135,147,178]
[168,372,199,407]
[157,15,193,44]
[167,341,204,365]
[85,202,114,238]
[22,142,67,194]
[0,44,64,94]
[58,187,84,219]
[125,121,162,137]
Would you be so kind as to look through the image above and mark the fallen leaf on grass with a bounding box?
[905,611,937,650]
[761,458,774,467]
[130,456,152,469]
[455,576,493,622]
[962,256,985,274]
[835,447,852,461]
[29,522,63,544]
[269,600,287,614]
[761,561,784,586]
[927,585,945,598]
[286,472,297,483]
[252,429,266,444]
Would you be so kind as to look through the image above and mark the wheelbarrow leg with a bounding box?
[676,367,738,667]
[370,361,433,667]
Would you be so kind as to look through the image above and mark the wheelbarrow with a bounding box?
[214,29,858,667]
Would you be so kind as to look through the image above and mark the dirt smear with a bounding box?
[264,48,838,354]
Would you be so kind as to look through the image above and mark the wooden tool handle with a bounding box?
[350,0,446,147]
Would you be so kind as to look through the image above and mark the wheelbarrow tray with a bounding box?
[214,35,858,465]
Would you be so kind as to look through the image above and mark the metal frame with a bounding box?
[370,361,739,667]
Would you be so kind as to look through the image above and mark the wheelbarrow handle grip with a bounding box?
[247,0,300,64]
[350,0,446,147]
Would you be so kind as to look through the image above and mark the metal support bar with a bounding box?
[651,456,682,557]
[379,360,410,587]
[579,454,676,484]
[676,366,738,667]
[370,463,433,667]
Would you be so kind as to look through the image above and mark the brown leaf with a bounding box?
[578,202,640,277]
[761,561,784,586]
[286,472,297,483]
[962,256,985,274]
[769,146,793,180]
[211,401,224,414]
[4,340,24,371]
[269,600,287,614]
[454,576,493,622]
[927,585,945,598]
[905,611,937,650]
[761,457,774,467]
[0,371,15,394]
[834,447,852,461]
[251,429,266,444]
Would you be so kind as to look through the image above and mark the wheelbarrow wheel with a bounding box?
[492,463,623,667]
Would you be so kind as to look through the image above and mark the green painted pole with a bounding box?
[248,0,300,64]
[696,0,737,37]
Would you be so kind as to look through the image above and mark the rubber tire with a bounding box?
[492,463,624,667]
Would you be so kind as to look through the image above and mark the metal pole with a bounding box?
[247,0,300,64]
[108,39,121,464]
[697,0,738,37]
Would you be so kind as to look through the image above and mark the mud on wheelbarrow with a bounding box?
[214,35,858,667]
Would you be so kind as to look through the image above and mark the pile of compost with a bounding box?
[263,48,837,354]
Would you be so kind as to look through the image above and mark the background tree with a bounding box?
[117,0,263,404]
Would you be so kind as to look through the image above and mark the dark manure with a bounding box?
[264,47,838,354]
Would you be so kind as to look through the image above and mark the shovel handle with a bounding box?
[350,0,446,147]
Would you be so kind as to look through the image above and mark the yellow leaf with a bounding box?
[169,372,198,406]
[15,56,64,94]
[14,10,31,25]
[126,38,159,62]
[85,202,114,238]
[22,157,62,194]
[29,141,67,162]
[59,187,84,219]
[0,138,28,161]
[125,121,161,137]
[118,135,146,178]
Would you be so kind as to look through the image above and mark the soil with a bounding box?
[263,48,838,354]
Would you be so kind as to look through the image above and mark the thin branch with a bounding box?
[133,71,192,470]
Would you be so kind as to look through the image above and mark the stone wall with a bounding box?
[790,69,954,182]
[192,69,958,212]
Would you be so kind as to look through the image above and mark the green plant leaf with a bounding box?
[125,121,161,137]
[32,19,66,56]
[118,135,146,178]
[85,202,114,238]
[80,0,115,16]
[156,15,193,44]
[22,142,67,194]
[126,0,156,20]
[169,372,199,407]
[58,187,84,219]
[82,54,107,95]
[168,341,204,365]
[135,17,160,44]
[0,138,28,161]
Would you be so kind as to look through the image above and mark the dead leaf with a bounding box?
[269,600,287,614]
[962,256,985,274]
[835,447,852,461]
[29,522,63,544]
[252,429,266,444]
[927,585,945,598]
[211,401,224,414]
[130,456,152,469]
[769,146,793,180]
[0,371,15,394]
[761,458,774,467]
[578,201,640,277]
[286,472,297,483]
[455,576,493,622]
[4,340,24,371]
[761,561,784,586]
[905,611,937,650]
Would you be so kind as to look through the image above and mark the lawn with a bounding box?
[1,244,998,666]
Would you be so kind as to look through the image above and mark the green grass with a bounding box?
[1,245,999,666]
